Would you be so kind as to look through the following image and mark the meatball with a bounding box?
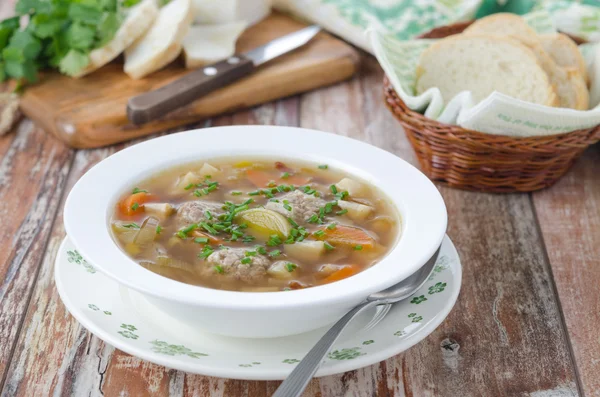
[176,201,224,226]
[205,247,271,283]
[265,190,326,224]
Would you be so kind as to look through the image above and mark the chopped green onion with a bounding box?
[199,246,214,259]
[193,190,202,197]
[241,257,252,264]
[313,230,325,237]
[214,265,224,274]
[245,250,257,256]
[330,185,338,194]
[354,244,363,251]
[287,217,299,228]
[195,237,209,244]
[324,202,334,214]
[324,241,335,251]
[242,198,254,206]
[281,172,290,179]
[248,191,260,196]
[283,200,292,211]
[132,187,148,194]
[269,250,281,257]
[307,214,319,224]
[256,246,267,255]
[131,202,139,211]
[205,211,213,220]
[285,263,297,272]
[336,209,348,216]
[184,183,194,190]
[242,236,256,243]
[318,164,328,169]
[122,223,140,229]
[200,222,218,235]
[231,191,243,196]
[267,180,277,187]
[267,234,282,246]
[155,225,163,234]
[327,223,337,230]
[270,199,280,203]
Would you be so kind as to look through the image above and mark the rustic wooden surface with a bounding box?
[1,7,600,397]
[19,12,359,149]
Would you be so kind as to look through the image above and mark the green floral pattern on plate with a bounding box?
[328,347,365,360]
[150,340,208,358]
[283,358,300,364]
[410,295,427,304]
[67,250,96,273]
[362,340,374,345]
[428,282,447,294]
[408,313,423,323]
[118,324,139,340]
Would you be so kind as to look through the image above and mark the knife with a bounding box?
[127,25,321,125]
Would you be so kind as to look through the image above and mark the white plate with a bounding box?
[55,235,461,380]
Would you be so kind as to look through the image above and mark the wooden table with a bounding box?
[1,15,599,397]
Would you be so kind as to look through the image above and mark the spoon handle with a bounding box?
[273,300,379,397]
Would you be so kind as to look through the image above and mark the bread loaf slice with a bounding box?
[74,0,159,78]
[415,35,557,106]
[463,13,540,46]
[124,0,194,79]
[540,33,588,83]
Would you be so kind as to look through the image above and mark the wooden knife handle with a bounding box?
[127,55,255,125]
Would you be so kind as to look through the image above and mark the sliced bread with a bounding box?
[415,35,557,106]
[540,33,588,83]
[74,0,159,78]
[182,22,247,69]
[463,13,540,46]
[124,0,194,79]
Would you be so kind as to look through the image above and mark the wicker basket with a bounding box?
[384,22,600,192]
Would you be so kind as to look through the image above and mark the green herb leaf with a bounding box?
[285,263,297,272]
[68,3,103,25]
[155,225,162,234]
[354,244,363,250]
[122,0,142,7]
[231,191,242,196]
[131,202,139,211]
[132,187,148,194]
[213,265,224,274]
[318,164,328,169]
[122,222,140,229]
[327,222,337,230]
[65,22,95,50]
[97,12,121,47]
[281,172,289,179]
[241,257,251,264]
[313,230,325,238]
[256,246,267,255]
[336,209,348,216]
[194,237,209,244]
[58,49,89,77]
[269,249,281,257]
[324,241,335,251]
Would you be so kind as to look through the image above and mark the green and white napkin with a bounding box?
[370,10,600,137]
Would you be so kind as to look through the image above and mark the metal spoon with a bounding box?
[273,247,441,397]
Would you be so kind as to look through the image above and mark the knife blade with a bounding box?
[127,25,321,125]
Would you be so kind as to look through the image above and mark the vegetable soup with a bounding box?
[110,158,401,292]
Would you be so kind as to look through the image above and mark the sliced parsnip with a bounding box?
[284,240,325,263]
[337,200,373,221]
[175,171,202,190]
[199,162,221,177]
[183,22,247,68]
[336,177,367,196]
[267,261,299,279]
[144,203,175,219]
[317,264,343,278]
[236,208,291,240]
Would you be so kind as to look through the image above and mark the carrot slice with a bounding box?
[315,225,375,248]
[322,265,360,284]
[119,192,154,216]
[246,170,275,187]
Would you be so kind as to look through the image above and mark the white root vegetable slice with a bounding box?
[199,162,222,177]
[175,171,202,190]
[144,203,175,219]
[183,22,247,69]
[336,177,367,196]
[124,0,194,79]
[284,240,325,263]
[267,261,299,279]
[337,200,373,221]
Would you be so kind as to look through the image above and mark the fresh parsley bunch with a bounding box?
[0,0,140,83]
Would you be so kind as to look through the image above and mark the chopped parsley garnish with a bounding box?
[354,244,363,250]
[213,265,224,274]
[285,263,297,272]
[122,223,140,229]
[194,237,209,244]
[199,246,214,259]
[156,225,162,234]
[281,172,290,179]
[256,246,267,255]
[241,257,252,264]
[318,164,328,169]
[336,209,348,216]
[327,223,337,230]
[267,234,283,246]
[131,202,139,211]
[269,250,281,257]
[324,241,335,251]
[132,187,148,194]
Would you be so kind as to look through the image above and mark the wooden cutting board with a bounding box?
[19,12,359,149]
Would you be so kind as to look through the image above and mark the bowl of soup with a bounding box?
[64,126,446,338]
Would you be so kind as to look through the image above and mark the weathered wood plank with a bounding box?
[0,121,74,387]
[533,145,600,397]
